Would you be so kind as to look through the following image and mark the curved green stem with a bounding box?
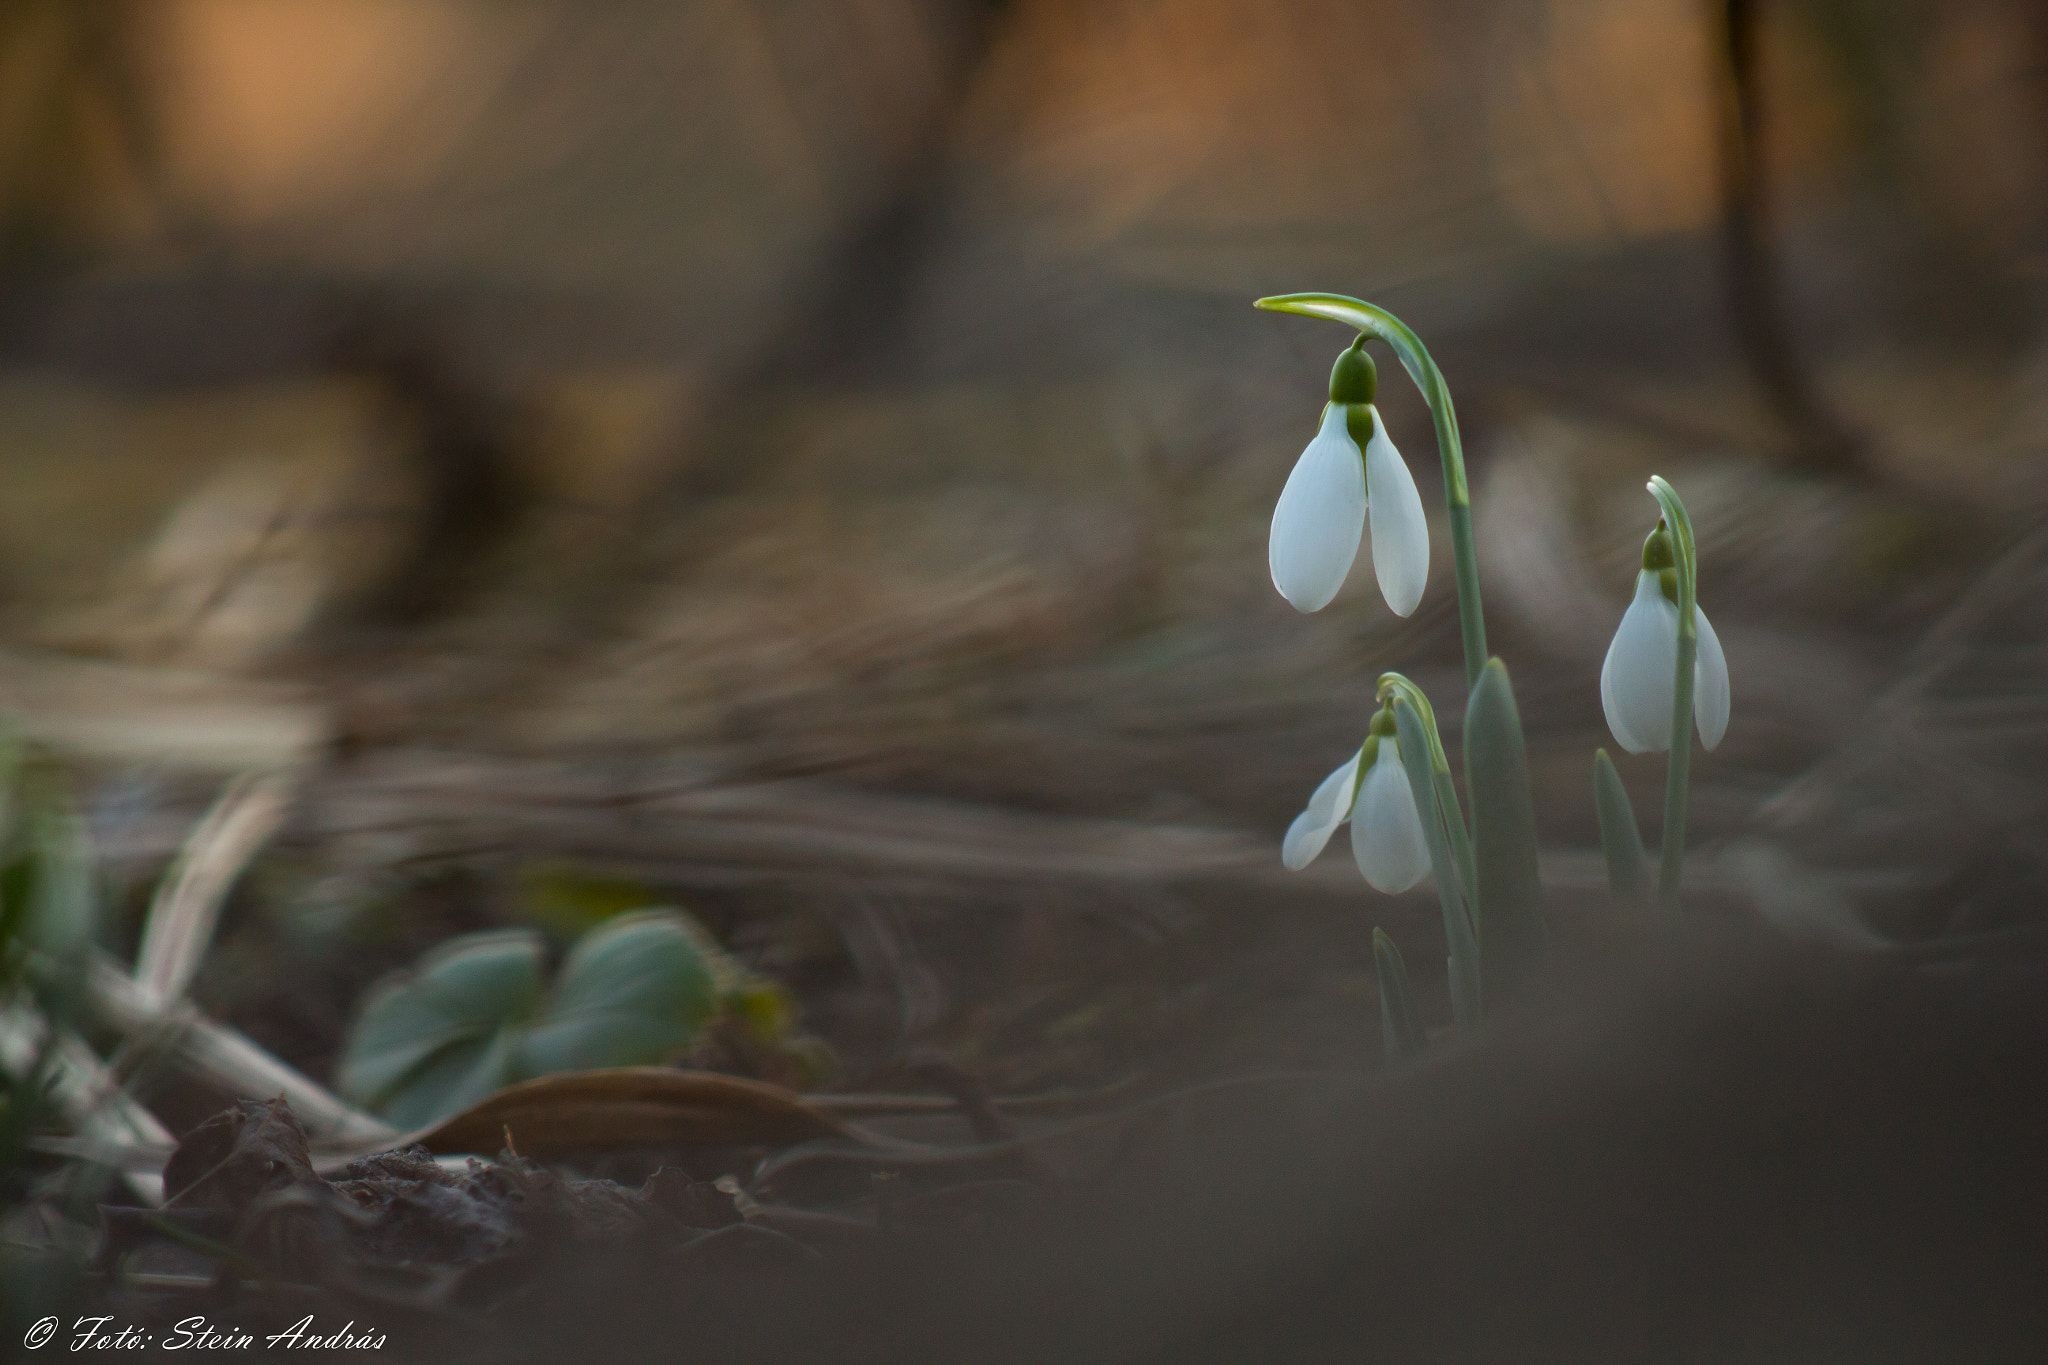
[1390,698,1481,1028]
[1646,476,1698,909]
[1375,673,1451,774]
[1376,672,1477,908]
[1258,293,1487,687]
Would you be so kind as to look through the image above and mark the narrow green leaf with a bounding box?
[0,727,23,854]
[1647,476,1699,908]
[9,760,96,1028]
[1392,698,1480,1027]
[1593,749,1652,910]
[1435,764,1479,927]
[1447,954,1471,1033]
[1373,928,1425,1063]
[1464,659,1547,1004]
[20,760,93,966]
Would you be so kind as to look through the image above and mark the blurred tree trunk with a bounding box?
[1714,0,1867,477]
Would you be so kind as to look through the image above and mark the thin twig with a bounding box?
[87,956,396,1145]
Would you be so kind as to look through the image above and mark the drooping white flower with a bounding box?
[1268,342,1430,617]
[1281,722,1432,894]
[1600,568,1731,754]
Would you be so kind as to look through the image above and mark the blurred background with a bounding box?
[0,0,2045,1099]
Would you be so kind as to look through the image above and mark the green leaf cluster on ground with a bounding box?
[336,908,773,1129]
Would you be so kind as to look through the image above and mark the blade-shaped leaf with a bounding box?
[1373,928,1425,1063]
[0,728,22,855]
[1593,749,1651,910]
[1465,659,1547,1004]
[20,759,94,967]
[1392,698,1480,1027]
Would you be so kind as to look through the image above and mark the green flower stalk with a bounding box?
[1384,686,1483,1029]
[1375,671,1476,907]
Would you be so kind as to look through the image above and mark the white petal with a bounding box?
[1281,751,1362,870]
[1349,743,1431,893]
[1362,408,1429,618]
[1600,571,1679,754]
[1269,405,1367,612]
[1693,602,1730,750]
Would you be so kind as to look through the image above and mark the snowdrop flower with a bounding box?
[1268,341,1429,616]
[1600,525,1730,754]
[1282,708,1432,893]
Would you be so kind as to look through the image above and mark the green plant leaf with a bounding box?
[3,757,98,1031]
[19,759,94,966]
[1373,928,1426,1063]
[1593,749,1651,910]
[341,909,741,1128]
[1464,659,1547,1004]
[1391,697,1481,1028]
[377,1024,525,1132]
[513,910,717,1078]
[0,727,23,853]
[336,929,544,1109]
[1646,475,1700,908]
